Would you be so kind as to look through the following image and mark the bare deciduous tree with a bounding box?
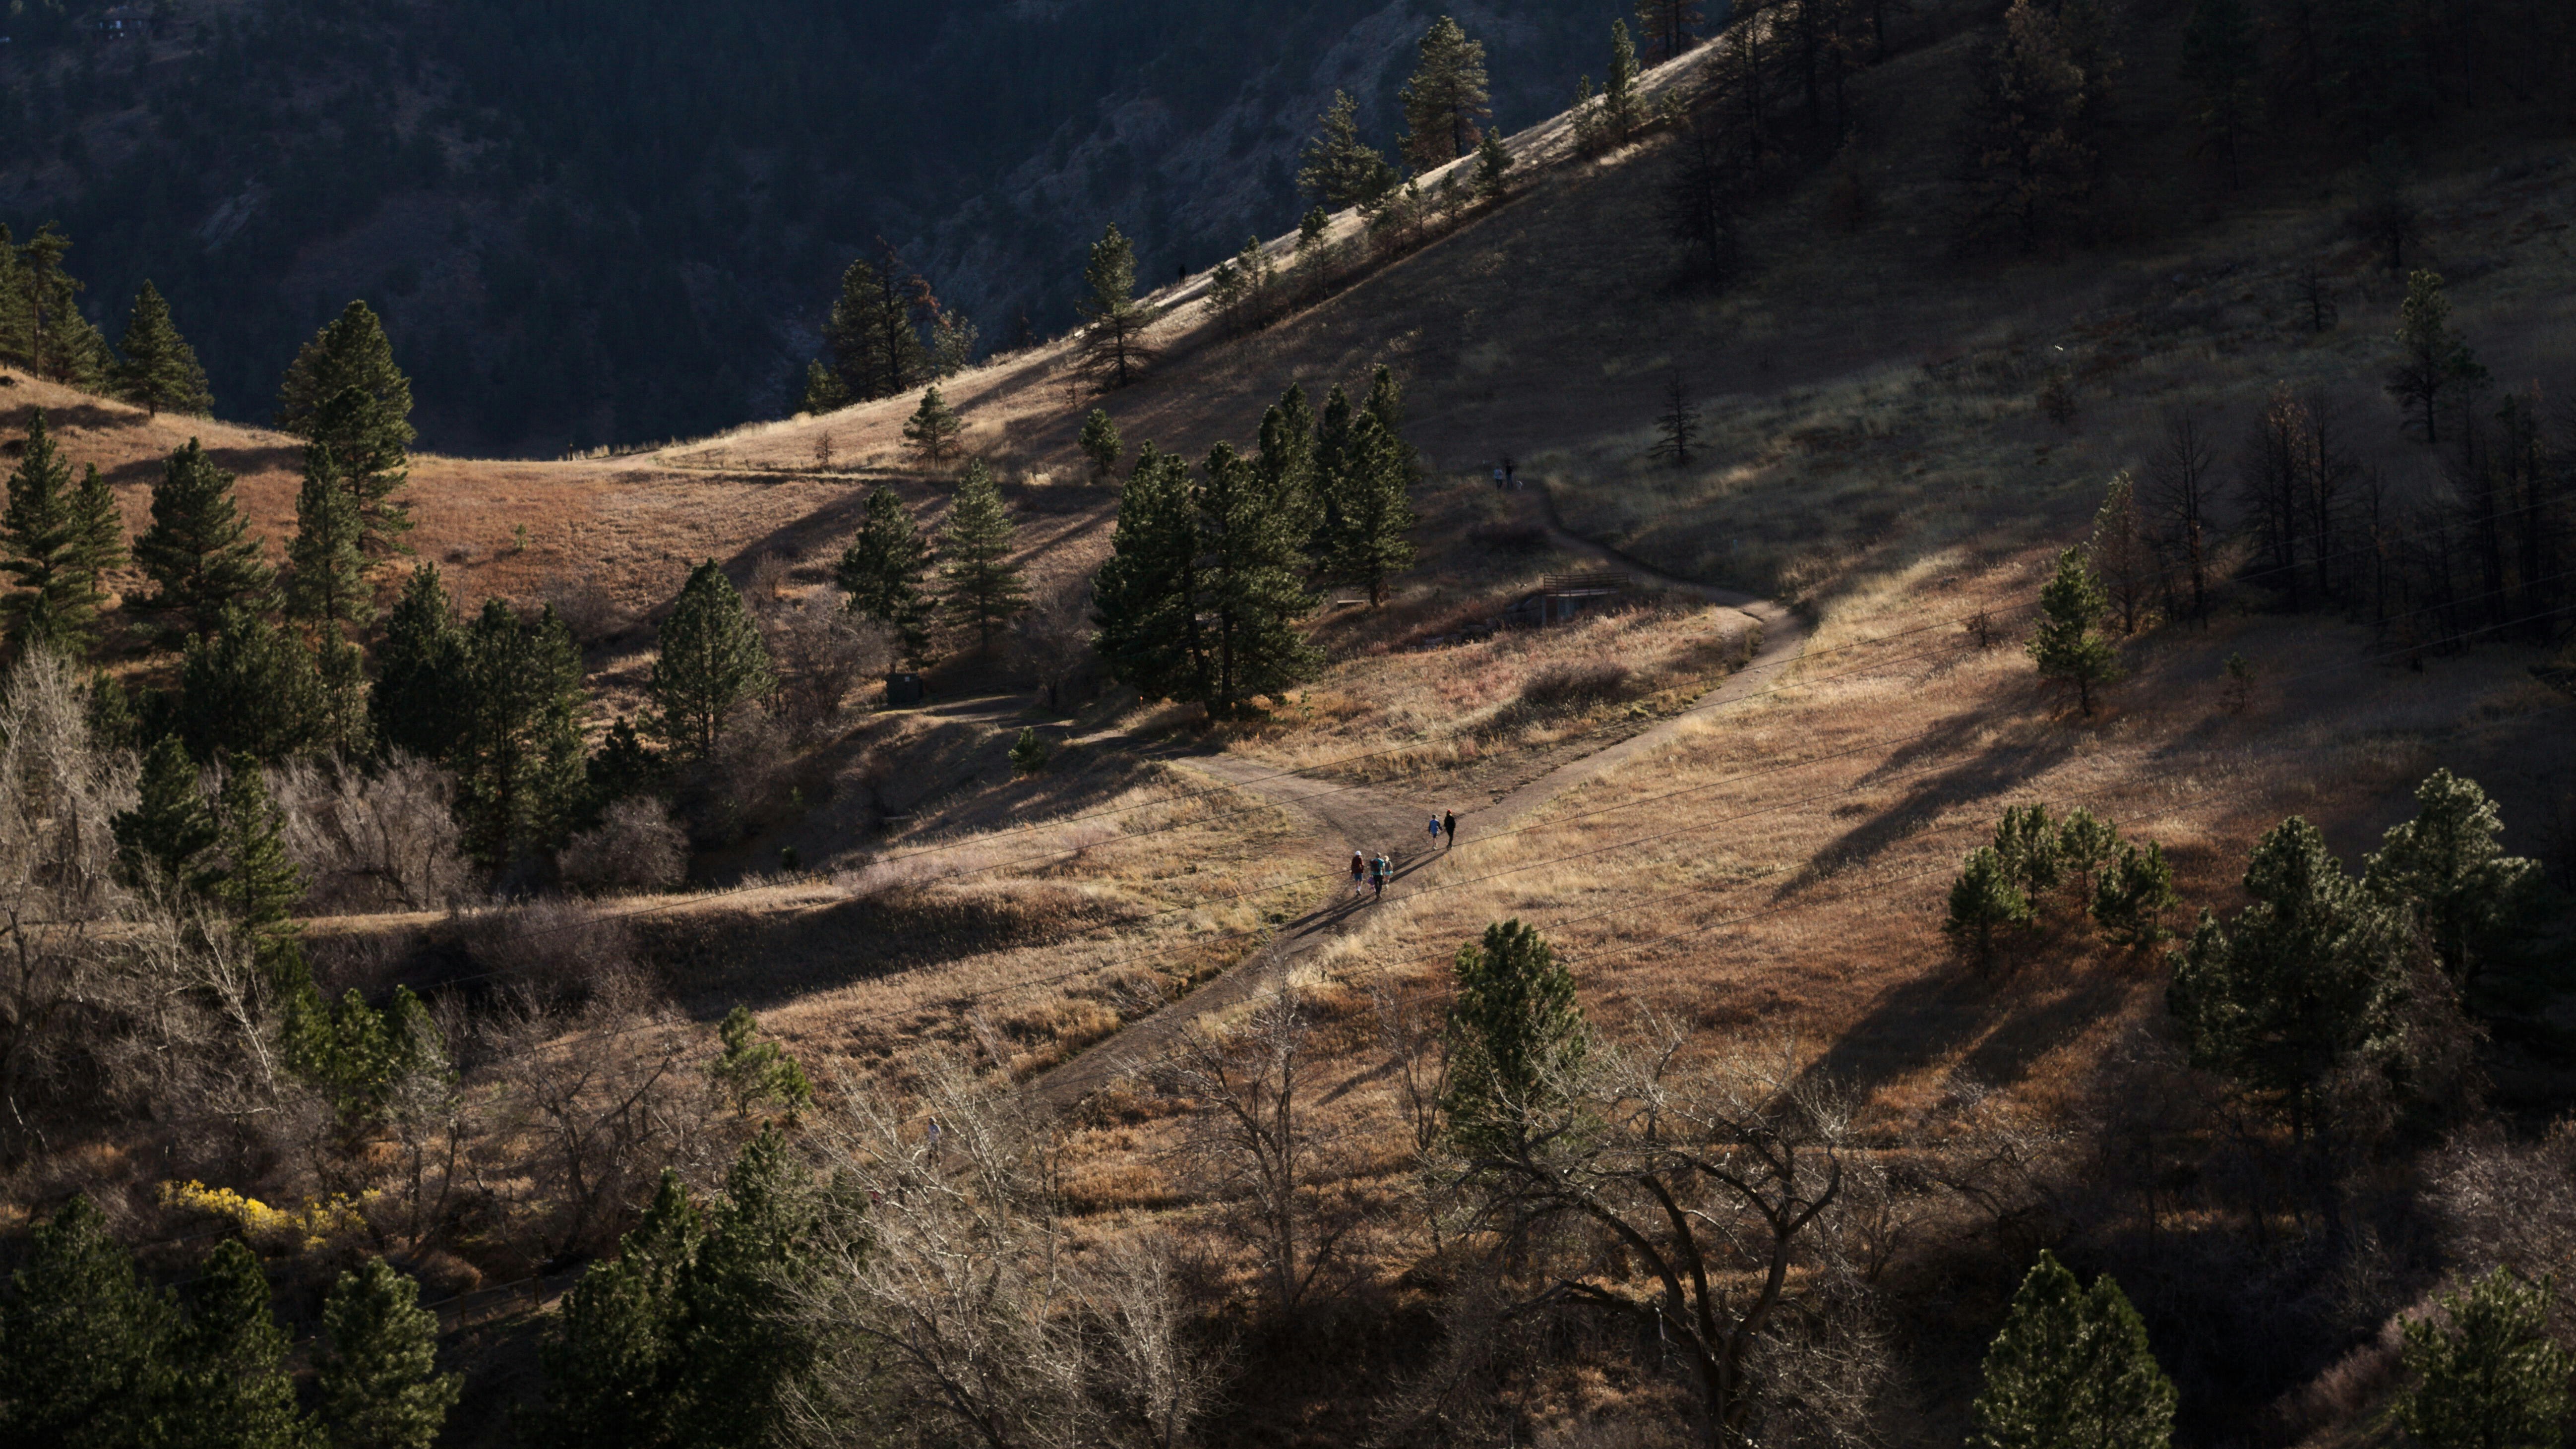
[559,796,690,896]
[761,586,889,742]
[272,752,472,912]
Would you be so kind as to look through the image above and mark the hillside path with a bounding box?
[1033,500,1809,1110]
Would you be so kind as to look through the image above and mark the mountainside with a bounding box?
[0,0,1630,455]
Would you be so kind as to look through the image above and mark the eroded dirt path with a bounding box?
[1034,503,1810,1109]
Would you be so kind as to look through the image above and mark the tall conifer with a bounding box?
[287,450,375,633]
[901,383,963,468]
[0,410,96,656]
[1443,919,1589,1152]
[1076,223,1157,392]
[939,460,1029,657]
[0,1197,175,1449]
[1198,441,1319,714]
[1078,408,1123,483]
[373,564,469,761]
[456,600,588,864]
[111,280,212,416]
[1327,413,1418,607]
[178,607,325,763]
[115,734,218,886]
[203,756,306,941]
[1400,17,1492,170]
[2027,546,2121,715]
[1971,1251,2175,1449]
[1092,443,1205,704]
[648,563,773,759]
[164,1240,310,1449]
[134,439,274,637]
[276,302,415,558]
[315,1259,460,1449]
[835,486,934,668]
[1297,91,1398,213]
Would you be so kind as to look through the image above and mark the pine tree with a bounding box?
[797,358,851,415]
[1296,90,1398,213]
[315,1259,459,1449]
[2388,270,2487,446]
[835,487,934,669]
[1443,919,1590,1153]
[15,224,116,389]
[275,302,415,559]
[110,281,213,416]
[285,986,440,1138]
[0,1197,175,1449]
[2180,0,2260,188]
[1946,846,2036,965]
[2362,769,2538,996]
[1078,408,1123,483]
[2166,816,2407,1142]
[1326,414,1417,608]
[2057,806,2121,894]
[2394,1268,2571,1449]
[2089,472,2153,634]
[2091,842,2179,947]
[1993,803,2065,900]
[134,439,274,637]
[668,1127,822,1449]
[162,1239,311,1449]
[67,464,123,624]
[178,606,325,762]
[1,409,98,656]
[1309,383,1357,560]
[1256,383,1321,545]
[1200,441,1321,712]
[1400,16,1492,171]
[818,253,928,403]
[709,1006,814,1118]
[286,450,376,633]
[1958,0,2097,251]
[901,383,964,468]
[1092,443,1206,705]
[939,460,1029,657]
[114,734,217,885]
[2027,546,2122,715]
[313,633,374,759]
[648,562,774,759]
[1634,0,1705,63]
[533,1172,701,1449]
[202,755,306,941]
[1970,1251,2176,1449]
[1649,371,1701,467]
[372,564,469,761]
[1474,129,1514,202]
[1076,223,1158,392]
[1603,20,1643,142]
[456,600,589,864]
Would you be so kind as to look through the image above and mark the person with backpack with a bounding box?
[1443,809,1458,847]
[1349,849,1367,897]
[1371,852,1391,900]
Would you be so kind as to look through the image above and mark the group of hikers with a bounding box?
[1346,810,1460,903]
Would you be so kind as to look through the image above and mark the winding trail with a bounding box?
[1034,501,1809,1109]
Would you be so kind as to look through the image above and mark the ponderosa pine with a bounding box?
[316,1259,459,1449]
[1078,408,1123,483]
[286,450,375,633]
[114,734,217,886]
[456,599,588,864]
[0,1197,175,1449]
[276,301,416,558]
[2027,546,2121,715]
[835,486,934,669]
[134,439,274,638]
[1092,443,1204,704]
[0,410,98,657]
[1076,223,1157,391]
[177,607,325,763]
[648,562,773,759]
[164,1240,309,1449]
[1400,16,1491,170]
[1970,1251,2175,1449]
[2394,1268,2571,1449]
[938,460,1028,657]
[1443,919,1589,1153]
[1199,441,1319,712]
[111,280,212,416]
[902,383,963,468]
[1296,90,1397,213]
[373,565,470,761]
[1326,412,1417,607]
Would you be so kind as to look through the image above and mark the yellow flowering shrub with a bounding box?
[158,1180,375,1252]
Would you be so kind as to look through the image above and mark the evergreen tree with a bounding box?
[2388,270,2487,446]
[1079,408,1123,483]
[2166,816,2407,1142]
[115,734,218,886]
[901,383,963,468]
[15,224,115,389]
[286,450,376,633]
[1400,16,1492,171]
[1603,20,1643,142]
[313,633,374,759]
[1199,441,1321,712]
[1634,0,1704,62]
[2089,472,2154,634]
[709,1006,814,1118]
[163,1239,312,1449]
[668,1128,822,1449]
[817,254,927,403]
[1309,383,1357,559]
[67,464,123,624]
[1256,383,1322,545]
[457,600,589,864]
[1076,223,1158,392]
[1970,1251,2176,1449]
[315,1258,460,1449]
[2180,0,2261,188]
[285,986,440,1139]
[586,715,665,809]
[373,564,469,762]
[1443,919,1590,1153]
[1325,413,1417,608]
[533,1171,702,1449]
[648,562,774,759]
[939,460,1029,657]
[276,302,415,559]
[1475,129,1514,202]
[1993,803,2065,900]
[2091,841,2179,947]
[1650,371,1701,467]
[178,607,324,762]
[0,409,98,656]
[2363,769,2538,997]
[2027,545,2122,715]
[111,280,213,416]
[1946,846,2035,965]
[0,1197,174,1449]
[2394,1268,2571,1449]
[2057,806,2121,894]
[203,755,306,943]
[797,358,851,415]
[835,487,934,669]
[1091,443,1206,705]
[134,439,274,638]
[1958,0,2097,251]
[1296,90,1398,213]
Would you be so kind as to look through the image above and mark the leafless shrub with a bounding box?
[1517,662,1636,712]
[1012,581,1096,708]
[558,796,690,897]
[1088,1235,1225,1449]
[2428,1119,2576,1336]
[453,898,645,1006]
[272,753,473,914]
[1154,987,1360,1321]
[542,570,628,644]
[764,595,889,743]
[681,707,798,844]
[0,648,138,1156]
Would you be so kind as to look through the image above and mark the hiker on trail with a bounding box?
[1443,809,1458,847]
[1492,465,1506,490]
[1427,814,1443,848]
[1349,850,1367,897]
[1371,852,1391,900]
[1503,456,1519,488]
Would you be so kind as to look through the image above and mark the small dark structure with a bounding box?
[1505,571,1631,627]
[884,671,924,706]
